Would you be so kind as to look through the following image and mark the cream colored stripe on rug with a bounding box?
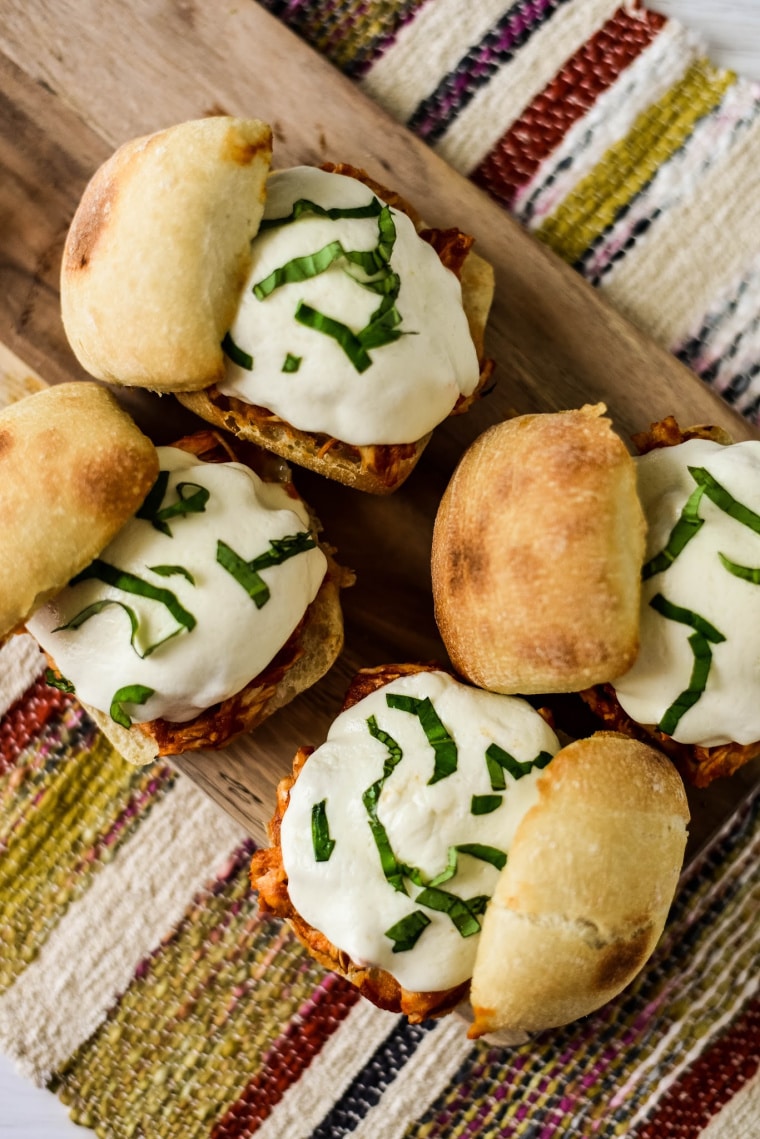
[0,773,244,1084]
[602,112,760,349]
[253,1000,400,1139]
[0,635,46,719]
[350,1016,475,1139]
[361,0,510,124]
[436,0,622,174]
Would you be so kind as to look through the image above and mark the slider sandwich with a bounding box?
[431,404,760,786]
[251,663,688,1037]
[60,117,495,494]
[3,382,349,765]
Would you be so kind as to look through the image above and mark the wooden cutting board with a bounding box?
[0,0,757,852]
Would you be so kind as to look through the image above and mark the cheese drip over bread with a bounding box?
[613,438,760,746]
[280,671,559,993]
[217,166,480,445]
[27,447,327,725]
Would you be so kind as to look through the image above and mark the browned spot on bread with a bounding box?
[64,173,117,272]
[0,428,14,456]
[445,539,489,594]
[594,928,652,991]
[223,124,273,167]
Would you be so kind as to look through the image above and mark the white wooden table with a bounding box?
[1,2,759,1135]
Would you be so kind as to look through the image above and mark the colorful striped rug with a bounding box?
[2,1,759,1136]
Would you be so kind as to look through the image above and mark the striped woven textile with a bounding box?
[1,1,759,1137]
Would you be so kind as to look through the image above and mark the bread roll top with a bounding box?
[431,405,646,694]
[469,732,688,1036]
[0,382,158,640]
[60,116,272,392]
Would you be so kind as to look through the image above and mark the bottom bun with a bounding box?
[469,732,689,1037]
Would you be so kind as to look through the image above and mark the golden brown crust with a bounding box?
[250,661,469,1022]
[1,382,158,642]
[469,732,689,1037]
[58,429,352,765]
[61,117,273,392]
[431,404,647,694]
[580,415,760,787]
[177,162,495,494]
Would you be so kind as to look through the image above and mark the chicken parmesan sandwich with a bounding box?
[431,404,760,787]
[60,117,494,494]
[2,382,349,765]
[251,663,688,1037]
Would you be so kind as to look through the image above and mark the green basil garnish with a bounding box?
[384,910,431,954]
[110,684,154,729]
[136,474,209,538]
[258,196,383,231]
[642,484,706,580]
[216,531,316,609]
[363,715,408,894]
[717,553,760,584]
[45,668,75,694]
[413,886,488,939]
[649,593,725,645]
[59,560,196,658]
[484,743,553,791]
[471,794,503,816]
[254,239,347,300]
[222,330,253,371]
[385,693,458,783]
[295,302,373,373]
[689,466,760,534]
[311,799,336,862]
[649,592,725,734]
[148,565,196,584]
[658,632,715,736]
[453,843,508,872]
[282,353,302,373]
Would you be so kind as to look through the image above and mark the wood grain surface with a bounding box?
[0,0,758,855]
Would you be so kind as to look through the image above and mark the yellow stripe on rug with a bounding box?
[536,59,735,266]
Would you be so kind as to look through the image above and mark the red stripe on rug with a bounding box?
[211,970,362,1137]
[635,998,760,1138]
[472,3,666,209]
[0,674,72,775]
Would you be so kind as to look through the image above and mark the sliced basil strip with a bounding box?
[718,552,760,584]
[282,353,302,373]
[222,330,253,371]
[484,743,553,791]
[689,466,760,534]
[253,239,346,300]
[658,631,714,736]
[137,476,209,538]
[149,565,196,584]
[384,910,431,954]
[110,684,154,729]
[414,886,486,939]
[385,693,458,783]
[45,668,75,694]
[649,593,725,644]
[70,560,196,637]
[311,799,336,862]
[258,196,383,231]
[216,531,317,609]
[642,484,706,580]
[454,843,508,872]
[363,715,407,894]
[471,794,503,816]
[294,302,373,373]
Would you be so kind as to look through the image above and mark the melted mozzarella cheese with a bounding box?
[613,438,760,745]
[218,166,480,445]
[280,671,559,993]
[27,447,327,725]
